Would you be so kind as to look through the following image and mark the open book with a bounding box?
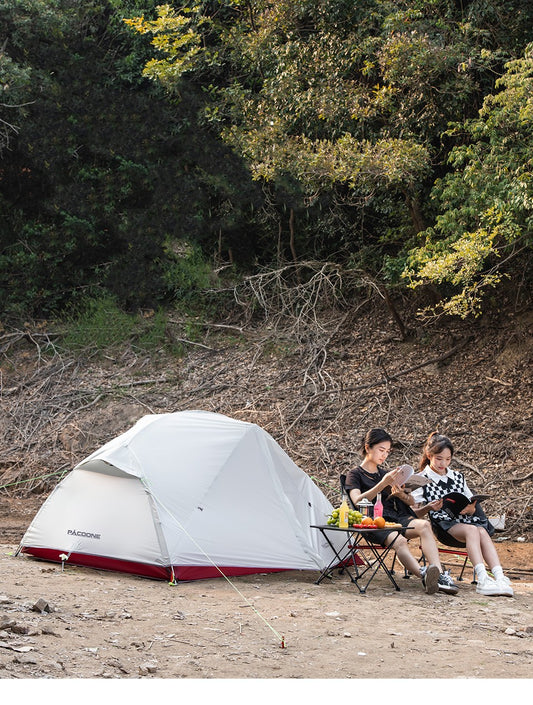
[394,464,431,490]
[441,492,490,518]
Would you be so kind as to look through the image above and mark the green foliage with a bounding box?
[0,0,264,318]
[161,240,213,302]
[60,293,175,355]
[125,0,533,296]
[60,293,138,352]
[403,42,533,317]
[2,0,533,323]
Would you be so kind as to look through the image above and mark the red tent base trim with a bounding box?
[20,547,293,581]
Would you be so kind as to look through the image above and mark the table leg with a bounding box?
[355,534,402,592]
[314,528,359,585]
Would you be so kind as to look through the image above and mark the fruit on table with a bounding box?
[327,507,363,526]
[374,516,386,528]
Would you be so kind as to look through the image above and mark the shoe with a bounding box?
[437,570,459,595]
[495,578,514,597]
[421,564,440,594]
[476,575,502,596]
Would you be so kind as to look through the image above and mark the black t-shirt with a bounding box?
[344,465,415,520]
[344,465,390,501]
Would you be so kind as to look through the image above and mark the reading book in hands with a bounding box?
[394,464,431,490]
[441,492,490,518]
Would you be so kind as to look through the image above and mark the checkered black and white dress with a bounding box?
[411,466,483,530]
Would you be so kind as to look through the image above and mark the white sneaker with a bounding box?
[495,578,514,597]
[476,575,502,596]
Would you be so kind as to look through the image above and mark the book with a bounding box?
[394,464,431,490]
[441,492,490,518]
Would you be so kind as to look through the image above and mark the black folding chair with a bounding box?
[340,474,356,508]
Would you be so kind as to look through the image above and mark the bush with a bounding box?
[60,294,138,353]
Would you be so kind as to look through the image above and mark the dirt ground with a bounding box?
[1,498,533,686]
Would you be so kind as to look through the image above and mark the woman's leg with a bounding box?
[447,523,513,594]
[384,533,423,577]
[405,519,443,573]
[448,523,484,566]
[478,528,503,571]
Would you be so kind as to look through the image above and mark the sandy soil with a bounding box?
[1,500,533,685]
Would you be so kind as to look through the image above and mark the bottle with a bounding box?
[373,492,383,519]
[339,495,350,529]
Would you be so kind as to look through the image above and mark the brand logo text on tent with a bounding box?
[67,529,101,540]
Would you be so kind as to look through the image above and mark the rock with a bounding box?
[139,661,158,675]
[41,626,60,637]
[0,618,16,631]
[13,654,38,665]
[11,623,30,634]
[31,598,52,613]
[106,657,129,674]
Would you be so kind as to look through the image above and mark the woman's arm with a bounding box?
[348,468,402,506]
[412,498,443,517]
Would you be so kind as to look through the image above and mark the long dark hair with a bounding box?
[360,428,393,455]
[420,432,454,471]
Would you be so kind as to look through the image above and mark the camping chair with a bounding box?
[339,474,402,577]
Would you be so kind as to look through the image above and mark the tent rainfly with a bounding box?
[19,410,344,581]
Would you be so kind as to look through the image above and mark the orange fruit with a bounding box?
[374,516,386,528]
[361,516,374,525]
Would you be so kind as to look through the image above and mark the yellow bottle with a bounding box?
[339,495,350,529]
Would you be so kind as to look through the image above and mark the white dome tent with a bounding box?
[19,410,343,581]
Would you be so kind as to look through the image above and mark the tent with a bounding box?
[19,410,343,581]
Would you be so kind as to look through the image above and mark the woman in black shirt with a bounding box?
[344,428,457,595]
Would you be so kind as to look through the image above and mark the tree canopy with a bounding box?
[1,0,533,320]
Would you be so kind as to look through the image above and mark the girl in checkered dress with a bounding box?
[411,432,513,597]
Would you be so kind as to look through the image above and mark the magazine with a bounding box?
[394,464,431,490]
[441,492,490,518]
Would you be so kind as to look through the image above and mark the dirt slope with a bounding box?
[1,301,533,682]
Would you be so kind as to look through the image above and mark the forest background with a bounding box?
[1,1,532,537]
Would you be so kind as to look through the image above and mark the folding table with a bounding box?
[311,524,407,593]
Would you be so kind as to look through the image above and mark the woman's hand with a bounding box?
[389,483,404,496]
[382,468,403,487]
[390,483,414,506]
[426,499,443,512]
[460,501,477,515]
